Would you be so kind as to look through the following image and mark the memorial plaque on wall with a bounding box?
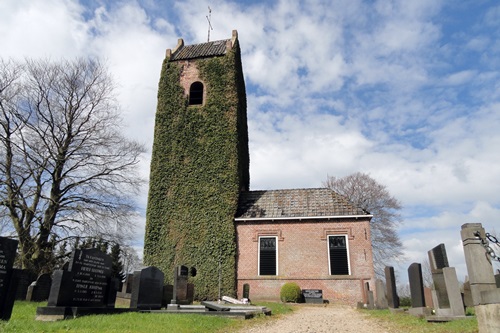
[48,248,112,308]
[0,237,19,320]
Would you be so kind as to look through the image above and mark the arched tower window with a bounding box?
[189,81,204,105]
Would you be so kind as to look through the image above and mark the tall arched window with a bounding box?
[189,81,204,105]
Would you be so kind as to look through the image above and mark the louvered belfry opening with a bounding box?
[329,235,349,275]
[189,81,204,105]
[259,237,277,275]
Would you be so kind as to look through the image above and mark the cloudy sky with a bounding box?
[2,0,499,284]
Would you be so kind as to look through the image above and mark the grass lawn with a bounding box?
[361,308,479,333]
[0,301,293,333]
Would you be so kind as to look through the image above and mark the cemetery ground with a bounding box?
[0,301,478,333]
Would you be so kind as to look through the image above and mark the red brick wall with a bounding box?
[235,218,375,305]
[177,60,207,104]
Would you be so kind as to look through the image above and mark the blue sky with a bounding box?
[2,0,499,284]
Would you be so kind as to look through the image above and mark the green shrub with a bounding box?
[280,282,302,303]
[399,296,412,307]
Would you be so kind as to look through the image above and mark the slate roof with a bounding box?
[171,39,230,61]
[235,188,370,220]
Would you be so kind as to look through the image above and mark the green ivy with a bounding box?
[144,40,249,300]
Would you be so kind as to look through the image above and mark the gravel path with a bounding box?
[240,304,393,333]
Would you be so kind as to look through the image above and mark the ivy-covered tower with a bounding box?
[144,30,249,300]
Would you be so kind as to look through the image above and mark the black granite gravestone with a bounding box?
[36,248,129,320]
[385,266,399,308]
[47,248,113,307]
[0,237,19,321]
[26,273,52,302]
[302,289,323,304]
[429,244,449,272]
[130,266,164,310]
[408,263,426,308]
[15,269,36,300]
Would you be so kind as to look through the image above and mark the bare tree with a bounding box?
[0,58,145,275]
[324,172,404,278]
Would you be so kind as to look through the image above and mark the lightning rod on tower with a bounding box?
[206,6,213,42]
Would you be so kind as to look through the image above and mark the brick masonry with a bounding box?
[236,218,375,305]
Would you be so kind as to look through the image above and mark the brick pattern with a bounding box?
[236,218,374,305]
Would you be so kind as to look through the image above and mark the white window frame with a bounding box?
[327,234,351,275]
[258,236,278,276]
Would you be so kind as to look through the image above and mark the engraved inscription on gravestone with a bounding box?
[48,248,112,307]
[0,237,19,321]
[302,289,323,304]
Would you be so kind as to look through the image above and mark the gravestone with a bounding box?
[408,263,431,317]
[15,269,36,300]
[463,280,473,308]
[424,287,434,308]
[363,283,374,309]
[130,266,164,310]
[374,279,388,309]
[428,243,450,309]
[243,283,250,300]
[427,244,465,318]
[47,248,113,307]
[495,273,500,288]
[122,273,134,294]
[0,237,19,321]
[461,223,500,333]
[302,289,323,304]
[36,248,125,320]
[26,273,52,302]
[408,263,425,308]
[162,284,173,307]
[385,266,399,308]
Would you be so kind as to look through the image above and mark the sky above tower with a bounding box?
[1,0,500,283]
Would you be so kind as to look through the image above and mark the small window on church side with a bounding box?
[189,81,204,105]
[259,237,277,275]
[328,235,350,275]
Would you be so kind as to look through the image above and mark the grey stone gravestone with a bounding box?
[130,266,164,310]
[26,273,52,302]
[385,266,399,308]
[374,279,388,309]
[0,237,19,321]
[460,223,500,332]
[428,243,450,309]
[122,273,134,294]
[463,280,473,308]
[364,283,374,309]
[427,243,465,318]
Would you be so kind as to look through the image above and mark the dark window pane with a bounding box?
[189,82,203,105]
[259,237,276,275]
[329,236,349,275]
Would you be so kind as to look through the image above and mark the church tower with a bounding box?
[144,30,249,300]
